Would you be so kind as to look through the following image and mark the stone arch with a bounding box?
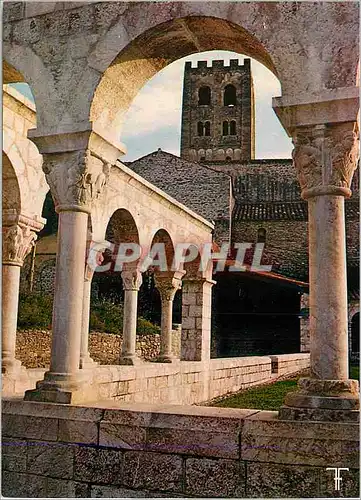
[225,148,234,160]
[198,86,211,106]
[89,14,281,137]
[216,149,225,161]
[224,84,237,106]
[205,149,213,161]
[234,148,242,160]
[3,42,59,131]
[2,152,21,213]
[149,228,175,272]
[198,149,206,161]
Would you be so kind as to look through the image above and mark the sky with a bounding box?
[11,50,293,162]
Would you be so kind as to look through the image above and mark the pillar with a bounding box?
[79,265,98,369]
[120,268,142,365]
[2,218,40,375]
[300,292,310,353]
[181,276,216,361]
[25,134,118,403]
[154,271,184,362]
[279,121,360,421]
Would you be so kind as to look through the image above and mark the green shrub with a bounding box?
[137,317,161,336]
[17,295,160,336]
[18,294,53,329]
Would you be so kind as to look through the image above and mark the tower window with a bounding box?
[204,121,211,136]
[230,120,237,135]
[224,84,237,106]
[197,121,204,136]
[257,228,266,243]
[222,121,229,136]
[198,86,211,105]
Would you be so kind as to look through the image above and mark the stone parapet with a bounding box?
[2,399,358,498]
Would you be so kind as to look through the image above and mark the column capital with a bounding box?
[2,213,44,266]
[292,122,359,199]
[121,269,143,291]
[154,270,185,302]
[28,128,124,214]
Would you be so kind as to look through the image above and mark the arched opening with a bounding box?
[351,313,360,355]
[222,121,229,136]
[230,120,237,136]
[197,121,204,137]
[224,84,237,106]
[204,121,211,136]
[2,152,21,212]
[198,86,211,105]
[257,228,266,243]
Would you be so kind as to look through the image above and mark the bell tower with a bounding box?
[180,58,255,163]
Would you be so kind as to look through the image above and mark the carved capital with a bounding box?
[43,149,112,213]
[2,224,37,266]
[121,269,143,291]
[292,122,359,199]
[154,271,185,302]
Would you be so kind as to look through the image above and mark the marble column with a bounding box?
[25,142,114,403]
[2,221,39,375]
[279,122,360,421]
[154,271,184,362]
[181,276,216,361]
[79,265,98,369]
[120,268,142,365]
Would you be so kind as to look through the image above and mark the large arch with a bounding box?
[2,152,21,213]
[90,16,279,137]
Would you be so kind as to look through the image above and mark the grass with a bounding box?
[212,364,360,411]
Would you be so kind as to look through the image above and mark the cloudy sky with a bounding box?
[12,50,293,162]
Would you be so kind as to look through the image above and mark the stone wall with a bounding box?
[4,354,310,404]
[2,397,358,498]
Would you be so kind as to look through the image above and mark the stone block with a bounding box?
[246,462,320,498]
[2,438,27,472]
[27,441,74,479]
[182,316,196,329]
[241,412,359,467]
[46,478,89,498]
[74,446,123,484]
[122,451,183,492]
[185,457,245,497]
[99,422,147,450]
[146,426,240,459]
[2,414,58,441]
[58,418,98,445]
[91,485,147,498]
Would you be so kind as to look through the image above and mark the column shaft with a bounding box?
[121,289,139,364]
[2,265,21,373]
[80,277,97,369]
[159,298,174,360]
[308,195,349,379]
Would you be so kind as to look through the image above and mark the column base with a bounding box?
[279,377,359,422]
[154,354,177,363]
[24,370,96,404]
[2,358,24,375]
[119,355,142,366]
[79,354,98,370]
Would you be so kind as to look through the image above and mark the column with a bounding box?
[279,122,359,421]
[154,271,184,362]
[2,218,40,375]
[79,265,98,369]
[300,292,310,353]
[181,276,216,361]
[120,268,142,365]
[25,136,116,403]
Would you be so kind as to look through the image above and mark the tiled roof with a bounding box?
[233,200,359,221]
[233,201,307,221]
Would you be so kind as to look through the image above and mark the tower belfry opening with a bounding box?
[180,58,255,163]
